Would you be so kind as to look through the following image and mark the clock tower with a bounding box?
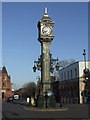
[37,8,54,94]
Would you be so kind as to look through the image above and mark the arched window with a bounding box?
[75,68,77,78]
[71,70,73,79]
[67,71,69,79]
[61,73,63,80]
[64,72,66,80]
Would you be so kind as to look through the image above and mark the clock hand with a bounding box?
[44,30,48,33]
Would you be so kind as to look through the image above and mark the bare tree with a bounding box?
[21,82,37,98]
[59,59,76,68]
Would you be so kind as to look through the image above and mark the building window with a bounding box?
[3,76,7,80]
[3,76,7,82]
[75,68,77,78]
[61,73,63,80]
[71,70,73,79]
[67,71,69,79]
[64,72,66,80]
[3,83,6,88]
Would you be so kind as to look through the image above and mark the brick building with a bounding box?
[2,66,14,99]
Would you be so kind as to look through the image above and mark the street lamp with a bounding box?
[83,49,90,103]
[83,49,89,82]
[55,62,60,71]
[33,64,37,72]
[33,55,42,72]
[33,54,60,74]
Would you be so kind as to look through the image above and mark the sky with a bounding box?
[2,2,88,89]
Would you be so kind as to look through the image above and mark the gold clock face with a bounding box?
[42,26,52,36]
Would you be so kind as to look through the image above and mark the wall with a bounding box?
[59,61,79,81]
[79,61,90,77]
[59,61,90,104]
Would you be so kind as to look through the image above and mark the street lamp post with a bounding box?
[83,49,89,83]
[83,49,90,103]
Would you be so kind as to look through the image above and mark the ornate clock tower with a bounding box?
[37,8,54,94]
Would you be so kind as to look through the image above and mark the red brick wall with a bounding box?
[2,66,14,98]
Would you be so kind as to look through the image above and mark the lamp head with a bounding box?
[37,63,41,70]
[33,65,36,72]
[55,62,60,71]
[83,49,86,56]
[83,68,90,78]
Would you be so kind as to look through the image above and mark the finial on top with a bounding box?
[45,7,48,14]
[44,7,48,17]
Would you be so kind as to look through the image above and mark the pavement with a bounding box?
[24,103,88,111]
[1,101,90,119]
[24,103,69,111]
[23,103,90,119]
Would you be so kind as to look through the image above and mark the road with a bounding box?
[2,101,89,119]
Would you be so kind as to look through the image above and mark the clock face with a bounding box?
[42,26,52,36]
